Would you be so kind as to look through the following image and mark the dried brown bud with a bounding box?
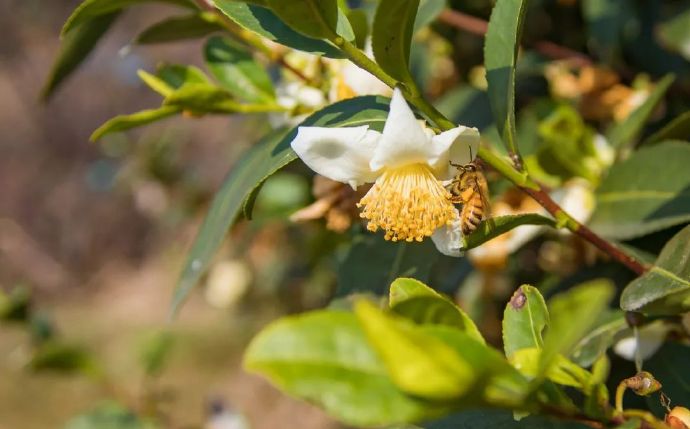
[625,371,662,396]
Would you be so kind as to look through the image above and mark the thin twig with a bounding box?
[438,9,592,67]
[521,187,647,275]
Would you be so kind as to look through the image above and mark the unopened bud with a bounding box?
[625,371,661,396]
[666,407,690,429]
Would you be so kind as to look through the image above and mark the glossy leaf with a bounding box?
[244,310,446,426]
[642,111,690,146]
[42,13,119,100]
[61,0,195,36]
[465,214,555,250]
[372,0,419,83]
[484,0,528,156]
[266,0,353,41]
[605,74,674,149]
[620,225,690,315]
[502,285,549,358]
[540,280,614,377]
[355,300,475,400]
[570,310,627,367]
[90,106,180,141]
[214,1,343,57]
[589,141,690,239]
[171,96,391,316]
[135,12,223,44]
[204,36,275,103]
[389,278,484,344]
[510,348,593,390]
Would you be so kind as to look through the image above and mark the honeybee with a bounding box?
[447,159,491,236]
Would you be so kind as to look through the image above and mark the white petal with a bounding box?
[431,126,481,180]
[291,126,381,188]
[370,88,433,170]
[613,322,670,361]
[431,210,464,257]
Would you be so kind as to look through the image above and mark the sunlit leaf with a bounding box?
[589,141,690,239]
[355,300,475,400]
[389,278,484,344]
[465,214,555,250]
[620,225,690,315]
[502,285,549,358]
[484,0,528,156]
[266,0,353,41]
[213,1,343,57]
[90,106,181,141]
[244,310,447,426]
[510,348,593,390]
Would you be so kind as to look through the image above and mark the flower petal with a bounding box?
[431,210,464,257]
[370,88,432,170]
[431,126,480,180]
[291,126,381,188]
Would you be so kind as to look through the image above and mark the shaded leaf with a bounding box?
[372,0,419,83]
[204,36,275,103]
[244,310,446,426]
[214,1,343,57]
[42,13,119,100]
[465,214,556,250]
[570,310,627,367]
[355,300,475,400]
[425,409,591,429]
[643,342,690,416]
[502,285,549,358]
[589,141,690,239]
[658,7,690,62]
[540,280,614,377]
[30,342,99,376]
[620,225,690,315]
[484,0,528,156]
[336,233,439,297]
[414,0,447,33]
[605,74,674,149]
[171,96,391,316]
[90,106,180,141]
[64,401,158,429]
[389,278,484,344]
[135,12,223,44]
[436,86,494,131]
[61,0,195,36]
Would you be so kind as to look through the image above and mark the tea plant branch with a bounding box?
[335,39,647,276]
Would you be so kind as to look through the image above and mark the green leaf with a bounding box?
[372,0,419,83]
[642,111,690,146]
[465,214,556,250]
[214,1,344,57]
[570,310,627,367]
[204,36,275,103]
[414,0,447,33]
[436,86,494,131]
[346,9,369,48]
[605,74,674,149]
[484,0,528,156]
[137,64,210,97]
[540,280,614,378]
[502,285,549,358]
[163,83,240,113]
[643,342,690,416]
[134,12,223,44]
[30,342,100,376]
[510,348,593,390]
[266,0,353,41]
[138,330,174,377]
[41,13,119,100]
[90,106,181,141]
[589,141,690,239]
[0,286,30,322]
[355,300,475,400]
[658,7,690,62]
[336,233,439,297]
[171,95,391,317]
[620,225,690,315]
[61,0,195,36]
[389,278,484,344]
[244,310,446,426]
[64,401,158,429]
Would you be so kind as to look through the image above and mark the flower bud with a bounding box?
[666,407,690,429]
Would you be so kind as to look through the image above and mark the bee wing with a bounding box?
[476,175,495,230]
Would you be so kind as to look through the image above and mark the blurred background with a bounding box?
[0,0,339,428]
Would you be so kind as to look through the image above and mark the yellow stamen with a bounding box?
[357,164,455,242]
[336,76,357,101]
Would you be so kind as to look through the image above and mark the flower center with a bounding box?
[357,164,456,242]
